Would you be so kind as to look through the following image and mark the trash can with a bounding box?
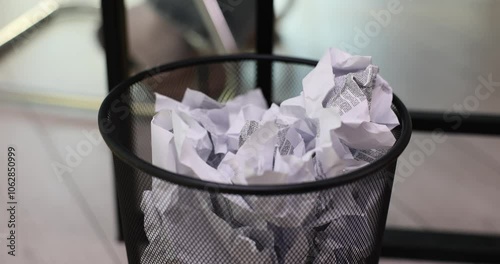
[98,54,412,264]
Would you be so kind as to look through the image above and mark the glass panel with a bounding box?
[276,0,500,235]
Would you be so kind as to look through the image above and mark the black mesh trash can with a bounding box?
[98,54,412,264]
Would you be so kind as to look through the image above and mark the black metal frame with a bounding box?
[100,0,500,262]
[410,111,500,135]
[256,0,274,105]
[101,0,129,241]
[382,229,500,262]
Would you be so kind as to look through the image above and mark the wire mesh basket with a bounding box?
[98,54,412,264]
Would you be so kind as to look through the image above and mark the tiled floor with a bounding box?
[0,102,127,264]
[1,0,500,263]
[388,133,500,234]
[2,98,486,263]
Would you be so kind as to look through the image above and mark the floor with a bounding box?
[0,0,499,263]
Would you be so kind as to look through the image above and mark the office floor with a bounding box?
[1,0,499,263]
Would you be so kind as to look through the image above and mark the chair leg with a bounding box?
[101,0,129,241]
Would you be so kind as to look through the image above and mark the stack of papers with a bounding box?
[141,48,399,263]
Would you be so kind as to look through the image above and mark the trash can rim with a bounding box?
[98,53,412,195]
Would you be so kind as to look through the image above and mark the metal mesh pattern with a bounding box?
[99,57,407,264]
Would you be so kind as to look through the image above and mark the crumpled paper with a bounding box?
[141,48,399,263]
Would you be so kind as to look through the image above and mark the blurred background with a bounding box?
[0,0,499,263]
